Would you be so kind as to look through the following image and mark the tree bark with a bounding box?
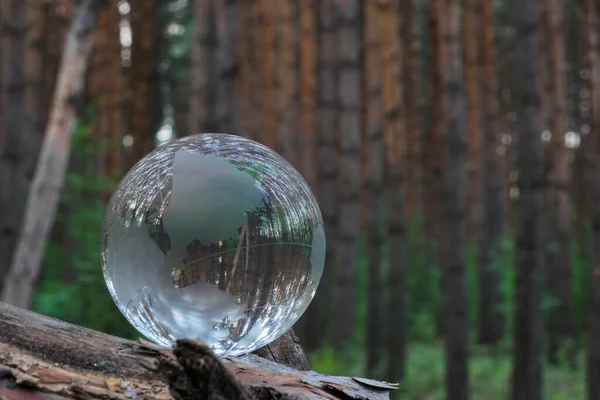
[89,2,126,184]
[479,0,507,346]
[463,0,484,247]
[333,0,361,351]
[439,1,469,399]
[304,0,338,351]
[0,0,107,309]
[364,0,385,377]
[275,0,297,164]
[255,0,277,149]
[545,0,575,364]
[188,0,217,135]
[586,0,600,398]
[215,0,241,135]
[129,0,159,164]
[402,0,422,223]
[299,0,318,191]
[0,0,29,292]
[0,302,396,400]
[510,0,545,399]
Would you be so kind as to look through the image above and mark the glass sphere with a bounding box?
[101,134,325,356]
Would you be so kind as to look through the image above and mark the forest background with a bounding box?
[0,0,597,399]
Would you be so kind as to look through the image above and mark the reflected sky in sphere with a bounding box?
[101,134,325,356]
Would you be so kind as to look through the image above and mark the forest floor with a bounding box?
[310,342,583,400]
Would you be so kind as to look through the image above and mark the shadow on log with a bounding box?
[0,302,398,399]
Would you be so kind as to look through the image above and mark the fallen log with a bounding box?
[0,302,398,399]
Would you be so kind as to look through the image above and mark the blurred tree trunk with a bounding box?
[300,0,318,191]
[375,0,407,385]
[364,0,384,377]
[510,0,545,399]
[24,4,45,177]
[256,0,277,149]
[464,0,483,248]
[545,0,575,364]
[303,0,338,351]
[478,0,507,346]
[0,0,28,290]
[402,0,422,224]
[0,0,106,308]
[129,0,158,164]
[375,0,407,381]
[586,0,600,398]
[275,0,296,164]
[40,3,71,130]
[439,1,469,399]
[333,0,361,351]
[238,0,259,140]
[89,3,125,184]
[215,0,241,134]
[427,0,446,337]
[188,0,217,134]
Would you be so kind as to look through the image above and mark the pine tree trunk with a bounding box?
[188,0,217,134]
[374,0,407,384]
[364,0,384,377]
[275,0,297,164]
[130,0,158,164]
[402,0,422,223]
[90,3,126,183]
[215,0,241,135]
[510,0,545,399]
[300,0,318,191]
[439,1,469,399]
[24,3,45,178]
[586,0,600,398]
[0,0,106,309]
[256,0,277,149]
[334,0,361,350]
[427,0,446,338]
[304,0,338,351]
[0,1,28,292]
[479,0,507,345]
[463,0,483,247]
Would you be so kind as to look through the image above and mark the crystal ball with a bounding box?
[101,134,325,356]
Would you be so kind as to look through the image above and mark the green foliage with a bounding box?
[33,119,138,340]
[310,342,584,400]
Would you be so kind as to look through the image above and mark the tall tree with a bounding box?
[586,0,600,397]
[1,0,106,308]
[463,0,483,247]
[0,1,30,289]
[300,0,318,190]
[364,0,384,377]
[304,0,338,351]
[375,0,408,384]
[89,2,126,183]
[255,0,277,149]
[402,0,422,222]
[333,0,361,350]
[275,0,297,164]
[545,0,575,363]
[188,0,217,134]
[479,0,507,345]
[215,0,241,134]
[439,1,469,398]
[130,0,158,163]
[509,0,545,399]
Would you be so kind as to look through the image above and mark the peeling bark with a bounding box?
[0,302,396,400]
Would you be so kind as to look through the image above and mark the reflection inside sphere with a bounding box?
[101,134,325,356]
